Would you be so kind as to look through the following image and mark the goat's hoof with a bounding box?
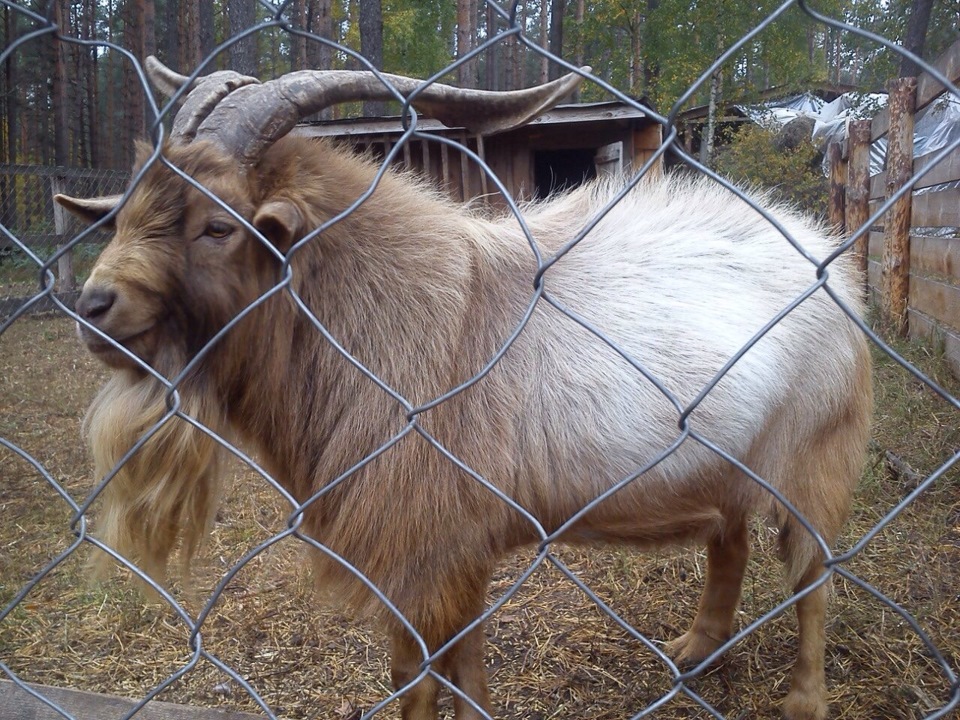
[782,685,828,720]
[664,629,725,667]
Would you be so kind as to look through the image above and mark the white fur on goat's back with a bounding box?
[432,173,865,526]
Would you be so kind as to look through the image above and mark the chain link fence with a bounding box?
[1,2,959,720]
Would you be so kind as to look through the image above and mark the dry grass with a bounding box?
[1,315,958,719]
[0,244,105,300]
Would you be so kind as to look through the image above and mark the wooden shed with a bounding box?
[293,101,661,207]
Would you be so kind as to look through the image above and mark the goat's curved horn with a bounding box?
[145,56,194,98]
[145,56,260,142]
[194,68,590,167]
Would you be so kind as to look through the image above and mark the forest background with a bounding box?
[0,0,957,172]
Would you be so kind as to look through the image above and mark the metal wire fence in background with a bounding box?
[0,165,128,312]
[1,1,959,720]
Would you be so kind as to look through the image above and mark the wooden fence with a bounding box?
[828,38,960,378]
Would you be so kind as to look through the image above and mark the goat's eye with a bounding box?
[204,221,232,239]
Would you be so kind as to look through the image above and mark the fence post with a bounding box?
[846,120,872,293]
[880,77,916,335]
[51,174,76,293]
[827,142,846,233]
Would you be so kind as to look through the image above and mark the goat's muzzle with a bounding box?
[76,284,158,368]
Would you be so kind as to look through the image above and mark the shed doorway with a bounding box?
[533,148,597,199]
[533,141,626,199]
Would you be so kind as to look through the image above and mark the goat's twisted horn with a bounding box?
[146,57,589,168]
[146,56,260,143]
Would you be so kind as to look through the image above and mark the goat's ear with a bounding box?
[54,194,121,229]
[253,199,304,252]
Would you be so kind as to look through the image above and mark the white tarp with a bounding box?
[741,90,960,191]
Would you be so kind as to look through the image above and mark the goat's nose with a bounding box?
[76,287,117,322]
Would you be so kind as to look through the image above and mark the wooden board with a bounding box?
[910,189,960,229]
[870,188,960,233]
[909,308,960,380]
[909,274,960,332]
[911,235,960,281]
[867,258,882,291]
[871,148,960,197]
[0,680,262,720]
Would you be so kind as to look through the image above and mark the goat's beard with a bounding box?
[84,366,226,587]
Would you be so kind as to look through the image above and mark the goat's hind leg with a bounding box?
[390,616,492,720]
[665,519,749,666]
[391,629,442,720]
[439,624,493,719]
[781,561,831,720]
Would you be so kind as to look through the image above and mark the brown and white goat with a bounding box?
[57,58,872,720]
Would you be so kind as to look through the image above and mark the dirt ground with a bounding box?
[0,314,958,719]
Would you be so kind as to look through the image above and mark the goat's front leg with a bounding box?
[391,629,441,720]
[665,519,749,665]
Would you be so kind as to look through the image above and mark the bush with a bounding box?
[713,123,828,219]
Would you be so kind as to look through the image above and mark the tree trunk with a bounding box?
[359,0,385,116]
[52,0,70,166]
[642,0,659,95]
[104,0,115,167]
[306,0,333,70]
[122,0,147,163]
[502,32,516,91]
[85,0,99,166]
[539,0,549,83]
[456,0,474,88]
[228,0,258,75]
[290,0,308,71]
[2,4,19,229]
[162,0,179,68]
[548,0,564,80]
[179,0,199,73]
[700,70,722,166]
[72,25,89,167]
[629,13,641,93]
[301,0,334,120]
[485,4,498,90]
[199,0,216,64]
[571,0,584,100]
[899,0,934,77]
[143,0,156,58]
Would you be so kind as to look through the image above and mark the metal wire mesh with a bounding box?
[1,1,958,719]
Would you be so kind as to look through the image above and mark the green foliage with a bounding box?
[383,0,456,78]
[841,0,959,89]
[712,124,828,218]
[569,0,956,113]
[573,0,836,111]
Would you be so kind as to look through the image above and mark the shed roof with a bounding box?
[293,101,649,139]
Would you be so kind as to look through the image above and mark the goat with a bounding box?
[56,58,872,720]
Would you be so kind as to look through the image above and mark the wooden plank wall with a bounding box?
[850,38,960,377]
